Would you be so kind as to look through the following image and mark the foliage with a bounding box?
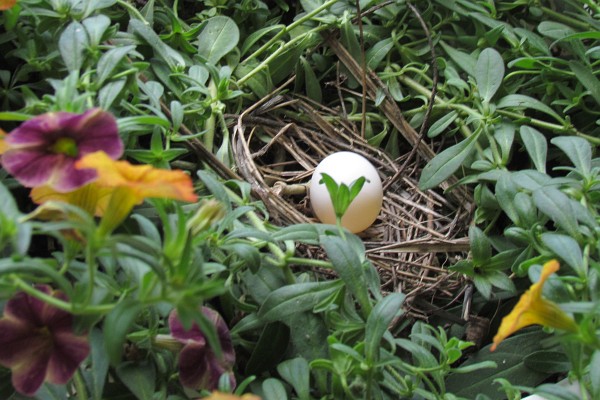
[0,0,599,399]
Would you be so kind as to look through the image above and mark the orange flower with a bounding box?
[0,129,8,154]
[75,151,197,203]
[74,151,197,235]
[491,260,578,351]
[0,0,17,11]
[31,182,113,217]
[201,392,261,400]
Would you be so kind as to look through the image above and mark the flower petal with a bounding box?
[68,108,123,159]
[0,128,8,154]
[179,343,230,390]
[491,260,577,351]
[31,182,113,217]
[1,150,59,188]
[202,392,262,400]
[0,0,18,11]
[10,345,52,396]
[76,151,198,203]
[168,310,207,343]
[45,331,90,385]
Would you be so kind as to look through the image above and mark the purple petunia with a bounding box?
[0,108,123,192]
[168,307,236,391]
[0,285,90,396]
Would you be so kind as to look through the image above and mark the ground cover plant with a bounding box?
[0,0,599,399]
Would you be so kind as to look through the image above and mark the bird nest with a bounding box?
[231,87,474,319]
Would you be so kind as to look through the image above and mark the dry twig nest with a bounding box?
[232,86,474,320]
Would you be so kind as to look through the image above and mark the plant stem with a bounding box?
[73,369,88,400]
[243,0,340,63]
[539,6,591,30]
[10,274,117,315]
[116,0,148,23]
[237,24,329,86]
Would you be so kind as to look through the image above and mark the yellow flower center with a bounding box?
[50,137,78,157]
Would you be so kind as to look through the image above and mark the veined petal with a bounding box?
[68,108,123,159]
[168,310,207,343]
[46,331,90,385]
[10,344,52,397]
[1,150,60,188]
[491,260,577,351]
[0,318,39,366]
[76,151,197,203]
[31,183,113,217]
[178,342,216,389]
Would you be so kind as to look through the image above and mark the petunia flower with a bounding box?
[491,260,578,351]
[0,109,123,192]
[201,392,261,400]
[0,285,90,396]
[168,307,236,391]
[74,151,197,235]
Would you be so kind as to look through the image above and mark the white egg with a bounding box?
[309,151,383,233]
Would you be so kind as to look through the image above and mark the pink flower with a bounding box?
[0,285,90,396]
[1,109,123,191]
[169,307,236,391]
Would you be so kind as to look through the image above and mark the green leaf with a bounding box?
[475,48,504,103]
[568,61,600,106]
[340,19,361,62]
[97,45,136,86]
[445,330,552,399]
[115,361,156,400]
[519,126,547,173]
[366,38,393,70]
[82,15,111,47]
[495,172,520,225]
[321,235,372,316]
[427,111,458,138]
[104,299,142,366]
[591,350,600,398]
[493,123,514,163]
[523,350,570,374]
[59,21,89,72]
[533,187,580,238]
[245,322,290,375]
[197,16,240,64]
[241,24,285,56]
[497,94,563,123]
[129,19,184,69]
[551,136,592,177]
[257,280,344,322]
[196,170,232,212]
[469,225,492,264]
[300,56,322,103]
[440,41,476,76]
[277,358,310,400]
[261,378,288,400]
[419,132,480,190]
[540,233,583,276]
[87,329,110,400]
[537,21,574,40]
[365,293,405,363]
[98,79,126,110]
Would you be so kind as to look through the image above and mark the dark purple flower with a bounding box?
[169,307,236,391]
[0,285,90,396]
[1,108,123,192]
